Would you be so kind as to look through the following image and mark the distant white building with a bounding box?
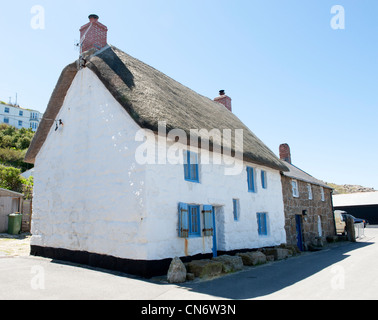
[0,103,43,131]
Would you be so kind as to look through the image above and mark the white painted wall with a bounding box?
[143,142,286,260]
[32,67,286,262]
[31,68,149,260]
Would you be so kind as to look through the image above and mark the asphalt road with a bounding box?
[0,228,377,300]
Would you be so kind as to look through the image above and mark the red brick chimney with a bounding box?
[214,90,232,112]
[279,144,292,164]
[79,14,108,53]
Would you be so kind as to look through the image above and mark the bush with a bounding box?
[0,165,33,197]
[0,124,34,172]
[0,165,23,192]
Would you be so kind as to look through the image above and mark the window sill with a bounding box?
[185,179,200,184]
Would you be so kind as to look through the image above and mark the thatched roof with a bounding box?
[25,45,288,172]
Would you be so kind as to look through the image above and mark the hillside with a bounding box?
[326,183,376,195]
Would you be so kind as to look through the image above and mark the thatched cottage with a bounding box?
[25,15,289,277]
[279,144,335,251]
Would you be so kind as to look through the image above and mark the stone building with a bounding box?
[279,144,335,251]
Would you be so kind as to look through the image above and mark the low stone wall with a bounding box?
[167,245,301,283]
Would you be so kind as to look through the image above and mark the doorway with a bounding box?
[295,215,304,251]
[212,207,217,257]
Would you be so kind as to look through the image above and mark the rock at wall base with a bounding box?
[212,255,243,273]
[186,260,223,279]
[167,257,187,283]
[236,251,267,266]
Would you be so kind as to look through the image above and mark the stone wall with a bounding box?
[281,176,335,249]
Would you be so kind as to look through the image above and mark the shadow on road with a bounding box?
[169,241,373,299]
[45,240,374,300]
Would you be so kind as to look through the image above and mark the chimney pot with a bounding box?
[89,14,99,21]
[214,90,232,112]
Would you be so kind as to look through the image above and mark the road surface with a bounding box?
[0,227,377,300]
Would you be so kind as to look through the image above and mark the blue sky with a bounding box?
[1,1,377,189]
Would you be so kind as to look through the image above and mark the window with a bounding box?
[292,180,299,197]
[320,187,325,201]
[18,120,23,127]
[19,111,23,117]
[188,205,201,237]
[4,107,9,113]
[178,203,201,238]
[257,212,268,236]
[178,203,214,238]
[261,170,267,189]
[233,199,240,221]
[184,150,199,183]
[307,184,313,200]
[3,118,9,124]
[247,167,256,193]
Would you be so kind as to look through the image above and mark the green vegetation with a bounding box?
[0,124,34,197]
[0,165,33,198]
[0,124,34,171]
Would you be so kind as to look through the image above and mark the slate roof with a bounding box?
[281,161,331,189]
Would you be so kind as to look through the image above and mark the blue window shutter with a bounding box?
[178,202,189,238]
[202,205,214,237]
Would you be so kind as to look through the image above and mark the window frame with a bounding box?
[292,179,299,198]
[307,183,313,200]
[261,170,268,189]
[320,187,325,202]
[184,150,199,183]
[233,199,240,221]
[257,212,268,236]
[247,166,256,193]
[188,205,201,237]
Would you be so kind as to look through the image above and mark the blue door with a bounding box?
[295,215,304,251]
[212,207,217,257]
